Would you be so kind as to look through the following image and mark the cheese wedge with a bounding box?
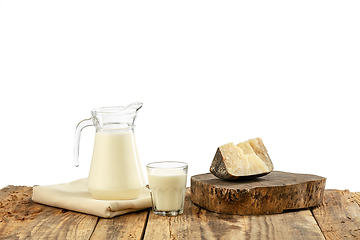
[210,137,273,180]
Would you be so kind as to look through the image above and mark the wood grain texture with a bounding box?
[349,192,360,207]
[243,210,325,240]
[311,190,360,240]
[90,209,149,240]
[144,188,325,240]
[0,185,98,240]
[191,171,326,215]
[1,185,359,240]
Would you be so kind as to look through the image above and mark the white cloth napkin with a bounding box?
[32,178,152,218]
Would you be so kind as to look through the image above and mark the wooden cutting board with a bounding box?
[190,171,326,215]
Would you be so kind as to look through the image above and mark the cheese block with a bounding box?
[210,137,273,180]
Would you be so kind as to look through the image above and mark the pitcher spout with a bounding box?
[123,102,143,113]
[90,102,143,130]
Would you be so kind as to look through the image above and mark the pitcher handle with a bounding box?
[74,118,93,167]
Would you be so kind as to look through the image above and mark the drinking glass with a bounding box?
[146,161,188,216]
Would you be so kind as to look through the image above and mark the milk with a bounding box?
[148,169,187,211]
[87,130,146,200]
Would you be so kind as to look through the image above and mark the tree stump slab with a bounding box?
[190,171,326,215]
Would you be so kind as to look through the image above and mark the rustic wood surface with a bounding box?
[1,185,359,240]
[145,190,326,240]
[0,186,97,239]
[90,209,148,239]
[191,171,326,215]
[312,190,360,239]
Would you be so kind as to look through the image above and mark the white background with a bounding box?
[0,1,359,191]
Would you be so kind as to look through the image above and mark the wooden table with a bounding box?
[1,185,360,239]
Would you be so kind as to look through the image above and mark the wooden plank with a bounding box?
[0,186,35,237]
[311,190,360,240]
[143,210,172,239]
[0,186,98,240]
[243,210,325,240]
[349,192,360,206]
[90,209,149,240]
[3,186,359,239]
[144,188,325,239]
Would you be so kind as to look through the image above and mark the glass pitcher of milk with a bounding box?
[74,102,146,200]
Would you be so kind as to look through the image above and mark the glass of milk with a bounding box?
[146,161,188,216]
